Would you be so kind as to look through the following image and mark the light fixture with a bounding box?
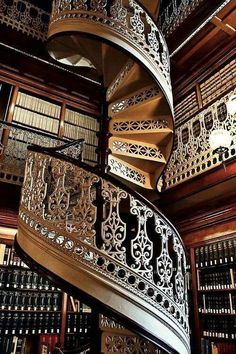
[209,128,232,155]
[226,93,236,118]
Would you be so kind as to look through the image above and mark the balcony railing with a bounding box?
[18,141,190,353]
[159,0,204,38]
[162,88,236,190]
[0,0,49,41]
[0,121,72,185]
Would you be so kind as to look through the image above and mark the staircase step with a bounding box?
[108,84,162,118]
[110,116,173,144]
[108,155,153,189]
[106,60,151,102]
[109,137,166,163]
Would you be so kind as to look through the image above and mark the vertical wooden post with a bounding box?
[90,310,102,354]
[196,83,203,110]
[190,247,201,354]
[60,292,68,348]
[1,85,19,149]
[97,87,110,174]
[58,102,66,138]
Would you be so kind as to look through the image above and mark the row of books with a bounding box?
[197,269,235,290]
[16,92,61,118]
[13,107,59,135]
[0,290,61,311]
[0,334,61,354]
[0,335,26,354]
[66,313,91,334]
[0,244,28,268]
[0,312,61,335]
[199,293,235,314]
[0,267,58,291]
[63,122,98,146]
[68,296,91,313]
[83,144,97,163]
[203,318,236,339]
[65,109,99,131]
[201,339,236,354]
[195,239,236,268]
[64,334,90,351]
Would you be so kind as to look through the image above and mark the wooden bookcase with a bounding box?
[189,236,236,354]
[0,234,92,354]
[0,73,100,168]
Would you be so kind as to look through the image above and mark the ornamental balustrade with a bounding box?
[159,0,205,37]
[49,0,171,102]
[0,0,49,41]
[162,88,236,190]
[18,141,189,353]
[0,121,78,185]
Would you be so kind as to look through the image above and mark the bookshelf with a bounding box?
[190,237,236,354]
[0,239,92,354]
[0,79,100,169]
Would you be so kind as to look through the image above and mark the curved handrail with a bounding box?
[27,141,186,252]
[18,141,190,353]
[48,0,172,109]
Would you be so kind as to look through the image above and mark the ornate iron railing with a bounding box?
[0,121,81,185]
[49,0,172,105]
[163,88,236,190]
[0,0,49,41]
[18,141,190,353]
[159,0,204,37]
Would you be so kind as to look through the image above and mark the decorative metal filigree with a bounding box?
[159,0,204,37]
[90,0,107,14]
[173,234,185,306]
[155,216,173,296]
[74,0,88,10]
[101,180,127,262]
[111,85,160,114]
[0,0,49,41]
[29,154,49,217]
[129,0,145,40]
[110,0,127,25]
[0,121,65,185]
[130,197,153,280]
[47,161,70,220]
[111,140,164,160]
[104,333,164,353]
[111,119,169,133]
[109,156,146,186]
[65,168,99,245]
[49,0,172,94]
[163,88,236,190]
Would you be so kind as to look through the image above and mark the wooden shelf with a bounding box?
[15,104,60,120]
[198,287,236,292]
[199,311,236,316]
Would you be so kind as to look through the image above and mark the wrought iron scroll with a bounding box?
[163,88,236,190]
[19,147,190,343]
[0,0,49,41]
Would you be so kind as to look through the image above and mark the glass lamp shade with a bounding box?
[209,128,231,154]
[226,94,236,117]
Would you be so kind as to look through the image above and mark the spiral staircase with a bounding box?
[16,1,190,353]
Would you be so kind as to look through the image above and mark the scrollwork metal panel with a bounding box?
[163,88,236,190]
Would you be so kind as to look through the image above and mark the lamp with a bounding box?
[226,93,236,118]
[209,128,231,155]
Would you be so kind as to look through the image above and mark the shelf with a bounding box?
[15,104,60,120]
[198,287,236,292]
[11,121,58,137]
[64,120,98,132]
[0,309,61,313]
[0,286,61,293]
[196,261,235,270]
[199,311,236,316]
[203,335,235,341]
